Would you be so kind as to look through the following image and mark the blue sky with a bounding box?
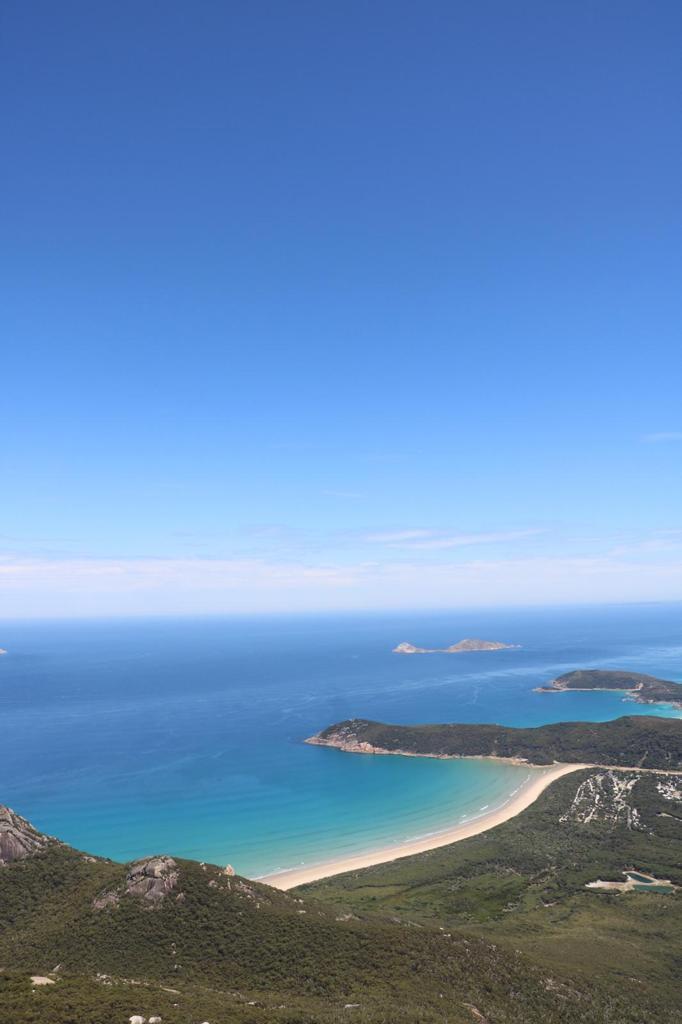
[2,1,681,616]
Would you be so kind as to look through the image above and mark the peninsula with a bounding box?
[393,637,518,654]
[536,669,682,709]
[307,714,682,769]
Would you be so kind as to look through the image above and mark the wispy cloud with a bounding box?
[642,431,682,443]
[1,548,681,618]
[362,529,434,543]
[397,529,545,550]
[363,528,544,549]
[608,529,682,557]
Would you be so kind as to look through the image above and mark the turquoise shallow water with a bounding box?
[0,604,680,877]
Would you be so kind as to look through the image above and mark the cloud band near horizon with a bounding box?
[0,549,680,618]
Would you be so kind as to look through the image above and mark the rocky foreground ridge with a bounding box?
[1,751,681,1024]
[5,800,651,1024]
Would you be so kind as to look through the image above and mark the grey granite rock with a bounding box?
[0,805,52,865]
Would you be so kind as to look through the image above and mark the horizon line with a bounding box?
[1,597,681,625]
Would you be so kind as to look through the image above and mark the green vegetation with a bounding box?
[1,717,681,1022]
[3,826,664,1024]
[301,767,682,1021]
[314,714,682,767]
[538,669,682,705]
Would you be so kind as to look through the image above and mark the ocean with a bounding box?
[0,603,680,877]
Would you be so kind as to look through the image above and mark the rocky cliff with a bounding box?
[0,806,54,866]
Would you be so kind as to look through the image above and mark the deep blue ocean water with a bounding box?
[0,604,680,877]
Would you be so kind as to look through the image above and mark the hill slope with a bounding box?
[4,805,668,1024]
[1,795,680,1024]
[300,767,682,1021]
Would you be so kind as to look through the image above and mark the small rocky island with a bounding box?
[393,638,518,654]
[536,669,682,709]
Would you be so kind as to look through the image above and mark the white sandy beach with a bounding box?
[262,761,587,890]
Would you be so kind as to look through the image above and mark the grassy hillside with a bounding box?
[300,767,682,1019]
[1,791,680,1024]
[0,822,657,1024]
[313,714,682,767]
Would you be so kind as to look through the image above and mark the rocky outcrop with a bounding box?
[306,720,383,755]
[126,856,179,901]
[308,734,381,755]
[393,642,432,654]
[0,805,53,865]
[445,638,517,653]
[559,772,644,829]
[656,778,682,802]
[94,855,180,910]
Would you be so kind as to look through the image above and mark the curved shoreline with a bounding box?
[260,761,587,890]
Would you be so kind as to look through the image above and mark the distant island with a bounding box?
[536,669,682,709]
[393,638,519,655]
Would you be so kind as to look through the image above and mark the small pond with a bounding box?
[586,871,675,894]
